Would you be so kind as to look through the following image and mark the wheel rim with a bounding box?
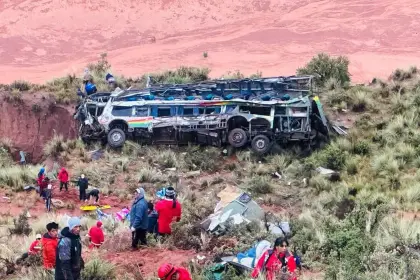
[232,132,243,143]
[255,139,266,149]
[111,132,122,142]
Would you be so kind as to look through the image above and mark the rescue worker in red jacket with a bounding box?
[17,233,42,263]
[157,263,192,280]
[155,187,182,237]
[39,177,50,200]
[29,234,43,255]
[41,222,59,270]
[251,237,297,280]
[87,221,105,249]
[58,167,69,192]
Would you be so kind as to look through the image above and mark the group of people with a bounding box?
[37,167,101,212]
[129,186,182,250]
[32,164,299,280]
[21,219,84,280]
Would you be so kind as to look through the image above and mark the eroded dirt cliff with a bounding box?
[0,93,77,163]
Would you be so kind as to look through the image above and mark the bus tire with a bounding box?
[228,128,248,148]
[251,135,272,155]
[107,128,126,148]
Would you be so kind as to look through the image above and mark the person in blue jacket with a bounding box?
[82,73,97,96]
[130,187,149,250]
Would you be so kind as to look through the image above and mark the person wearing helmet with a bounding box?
[157,263,192,280]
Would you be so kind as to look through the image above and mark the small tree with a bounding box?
[9,211,32,235]
[297,53,351,88]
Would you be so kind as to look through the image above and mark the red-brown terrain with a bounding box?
[1,0,420,84]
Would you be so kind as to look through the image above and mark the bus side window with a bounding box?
[134,107,149,117]
[226,105,236,113]
[157,107,171,117]
[183,107,194,116]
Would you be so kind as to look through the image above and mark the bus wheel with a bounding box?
[251,135,272,155]
[107,128,126,148]
[228,128,248,148]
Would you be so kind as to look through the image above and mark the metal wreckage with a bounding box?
[74,75,345,154]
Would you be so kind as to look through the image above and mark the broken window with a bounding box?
[111,106,132,117]
[239,106,271,116]
[183,108,194,116]
[134,107,149,117]
[274,106,286,115]
[206,106,221,114]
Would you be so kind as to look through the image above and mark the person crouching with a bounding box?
[87,221,105,249]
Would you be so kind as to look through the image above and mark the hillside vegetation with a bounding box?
[1,54,420,280]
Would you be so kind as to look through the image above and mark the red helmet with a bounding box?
[157,263,176,279]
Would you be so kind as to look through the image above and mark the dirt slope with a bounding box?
[1,0,419,84]
[0,94,76,163]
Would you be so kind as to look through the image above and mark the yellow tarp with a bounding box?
[80,205,111,211]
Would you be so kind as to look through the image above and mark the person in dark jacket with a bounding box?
[39,177,50,199]
[130,187,149,250]
[147,201,158,235]
[55,217,84,280]
[77,174,89,201]
[45,184,53,212]
[85,188,100,205]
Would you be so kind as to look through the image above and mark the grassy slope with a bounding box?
[1,55,420,279]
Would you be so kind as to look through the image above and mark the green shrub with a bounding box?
[352,140,371,155]
[10,80,32,91]
[297,53,350,87]
[149,66,210,84]
[183,146,220,171]
[9,212,32,235]
[244,175,273,194]
[322,145,347,170]
[81,256,116,280]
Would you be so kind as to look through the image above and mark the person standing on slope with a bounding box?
[155,186,182,238]
[55,217,84,280]
[45,184,53,212]
[42,222,59,271]
[58,167,69,192]
[77,174,89,201]
[129,187,149,250]
[157,263,192,280]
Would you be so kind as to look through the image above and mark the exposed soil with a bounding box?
[1,0,420,84]
[0,182,130,218]
[0,92,76,163]
[104,248,198,277]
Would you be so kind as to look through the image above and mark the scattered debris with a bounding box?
[51,199,65,209]
[315,166,341,181]
[90,149,104,160]
[200,187,264,235]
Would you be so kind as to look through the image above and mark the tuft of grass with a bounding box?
[0,165,40,191]
[10,80,32,91]
[81,254,117,280]
[244,175,273,194]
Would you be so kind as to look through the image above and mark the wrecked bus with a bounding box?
[74,76,330,154]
